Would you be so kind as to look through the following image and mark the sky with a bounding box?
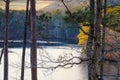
[0,0,56,10]
[0,0,84,11]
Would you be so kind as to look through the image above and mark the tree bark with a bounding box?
[100,0,107,79]
[20,0,30,80]
[30,0,37,80]
[0,48,4,64]
[92,0,103,80]
[4,0,9,80]
[86,0,94,80]
[117,59,120,80]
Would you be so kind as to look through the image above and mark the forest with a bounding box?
[0,0,120,80]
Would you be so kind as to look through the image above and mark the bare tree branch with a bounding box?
[60,0,95,39]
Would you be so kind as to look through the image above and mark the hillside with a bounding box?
[105,28,120,59]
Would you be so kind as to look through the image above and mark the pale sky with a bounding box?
[0,0,56,10]
[0,0,83,11]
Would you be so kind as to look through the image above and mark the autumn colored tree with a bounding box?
[77,23,89,45]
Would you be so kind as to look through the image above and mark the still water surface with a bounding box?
[0,45,88,80]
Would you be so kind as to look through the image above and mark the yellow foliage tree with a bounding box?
[77,23,89,45]
[107,6,120,16]
[77,6,120,46]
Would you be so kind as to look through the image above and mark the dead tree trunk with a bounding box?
[4,0,9,80]
[86,0,95,80]
[100,0,107,79]
[20,0,30,80]
[0,48,4,64]
[117,59,120,80]
[91,0,103,80]
[30,0,37,80]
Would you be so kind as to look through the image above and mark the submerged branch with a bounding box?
[36,57,91,69]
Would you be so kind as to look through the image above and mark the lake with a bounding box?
[0,43,88,80]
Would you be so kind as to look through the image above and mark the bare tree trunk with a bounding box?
[86,0,95,80]
[30,0,37,80]
[20,0,30,80]
[100,0,107,79]
[117,59,120,80]
[0,48,4,64]
[4,0,9,80]
[91,0,103,80]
